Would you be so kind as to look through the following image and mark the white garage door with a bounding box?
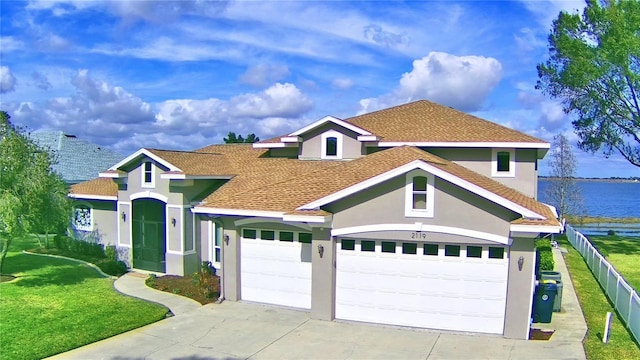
[336,239,509,334]
[240,229,312,309]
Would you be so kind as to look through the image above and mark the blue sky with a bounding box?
[1,0,638,178]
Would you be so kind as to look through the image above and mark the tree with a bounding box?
[223,131,260,144]
[537,0,640,168]
[0,111,70,274]
[545,134,584,219]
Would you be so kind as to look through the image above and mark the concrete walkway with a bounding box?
[49,250,588,360]
[113,272,202,316]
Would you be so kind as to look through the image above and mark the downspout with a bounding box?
[216,224,225,304]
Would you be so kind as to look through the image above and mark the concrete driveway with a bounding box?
[50,300,585,360]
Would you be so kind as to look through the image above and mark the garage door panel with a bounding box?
[241,235,311,309]
[336,240,508,334]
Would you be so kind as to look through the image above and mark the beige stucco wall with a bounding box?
[311,227,334,320]
[425,148,539,198]
[74,199,117,246]
[503,237,537,339]
[113,156,221,275]
[327,174,515,239]
[299,123,363,160]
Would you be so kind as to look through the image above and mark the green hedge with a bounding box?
[52,235,127,276]
[535,238,555,271]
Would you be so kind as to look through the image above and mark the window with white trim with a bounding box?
[404,170,435,217]
[142,161,155,188]
[491,148,515,177]
[73,205,92,231]
[321,130,343,159]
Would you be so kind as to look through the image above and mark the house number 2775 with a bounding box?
[410,232,427,240]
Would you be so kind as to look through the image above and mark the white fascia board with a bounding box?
[298,160,546,220]
[191,206,285,218]
[252,142,287,148]
[99,171,127,178]
[290,116,372,137]
[68,194,117,201]
[107,148,182,172]
[282,214,332,224]
[510,224,563,234]
[281,136,302,143]
[377,141,550,149]
[160,173,233,180]
[357,135,380,141]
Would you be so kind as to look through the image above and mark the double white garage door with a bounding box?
[336,239,509,334]
[240,230,508,334]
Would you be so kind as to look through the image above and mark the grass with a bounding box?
[556,234,640,359]
[0,235,168,360]
[585,235,640,291]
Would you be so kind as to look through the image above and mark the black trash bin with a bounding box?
[533,280,557,323]
[540,271,563,312]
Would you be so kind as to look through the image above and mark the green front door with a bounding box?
[132,199,166,272]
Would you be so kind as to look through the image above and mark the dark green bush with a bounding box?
[96,260,128,277]
[54,235,105,258]
[535,238,555,271]
[607,229,616,236]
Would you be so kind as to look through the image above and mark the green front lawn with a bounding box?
[557,234,640,359]
[586,235,640,291]
[0,236,168,359]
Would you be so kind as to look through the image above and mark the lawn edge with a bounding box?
[22,250,118,280]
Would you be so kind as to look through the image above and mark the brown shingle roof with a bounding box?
[200,146,558,226]
[345,100,546,143]
[147,149,236,176]
[69,177,117,198]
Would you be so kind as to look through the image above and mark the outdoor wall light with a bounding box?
[171,217,177,227]
[518,256,525,271]
[121,211,126,222]
[317,244,324,258]
[224,234,230,245]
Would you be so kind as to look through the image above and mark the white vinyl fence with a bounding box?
[566,224,640,344]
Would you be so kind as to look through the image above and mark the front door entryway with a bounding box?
[132,199,166,272]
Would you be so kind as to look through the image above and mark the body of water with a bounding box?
[538,179,640,235]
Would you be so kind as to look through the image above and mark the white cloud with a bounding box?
[31,71,52,90]
[332,78,354,90]
[0,36,23,52]
[36,33,71,52]
[229,83,313,118]
[519,0,586,29]
[517,83,569,130]
[240,64,290,88]
[359,52,502,113]
[0,66,17,93]
[363,24,409,48]
[92,37,245,62]
[514,27,547,53]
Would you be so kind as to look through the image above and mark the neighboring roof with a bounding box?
[198,146,559,226]
[69,178,118,200]
[31,131,123,184]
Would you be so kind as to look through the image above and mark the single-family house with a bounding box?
[69,100,561,339]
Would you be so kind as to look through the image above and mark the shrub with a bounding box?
[535,238,555,271]
[105,245,117,261]
[96,259,128,277]
[607,229,616,236]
